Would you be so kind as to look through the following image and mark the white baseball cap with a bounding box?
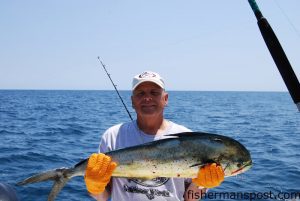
[132,71,165,91]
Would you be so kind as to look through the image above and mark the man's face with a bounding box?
[131,82,168,117]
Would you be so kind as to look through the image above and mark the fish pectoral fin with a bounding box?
[189,160,219,168]
[189,163,205,168]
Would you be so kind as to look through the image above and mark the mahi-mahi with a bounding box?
[17,132,252,201]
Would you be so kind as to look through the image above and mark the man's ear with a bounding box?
[164,92,169,106]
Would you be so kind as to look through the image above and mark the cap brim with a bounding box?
[132,80,164,91]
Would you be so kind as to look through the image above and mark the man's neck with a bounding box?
[136,116,168,135]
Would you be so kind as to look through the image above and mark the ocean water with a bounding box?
[0,90,299,201]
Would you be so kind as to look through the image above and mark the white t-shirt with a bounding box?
[99,120,192,201]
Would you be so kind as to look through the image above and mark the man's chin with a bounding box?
[140,109,158,116]
[140,106,157,113]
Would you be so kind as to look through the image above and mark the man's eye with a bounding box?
[136,92,145,97]
[151,91,161,96]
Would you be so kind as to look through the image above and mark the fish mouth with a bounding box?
[230,160,252,176]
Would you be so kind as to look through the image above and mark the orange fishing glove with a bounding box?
[192,163,224,188]
[84,153,117,195]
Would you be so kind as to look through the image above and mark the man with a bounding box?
[84,71,224,200]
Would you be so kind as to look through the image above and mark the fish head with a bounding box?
[212,135,252,177]
[222,159,252,176]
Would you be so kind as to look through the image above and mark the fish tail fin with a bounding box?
[17,167,74,201]
[48,176,70,201]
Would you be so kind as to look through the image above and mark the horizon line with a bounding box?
[0,88,289,93]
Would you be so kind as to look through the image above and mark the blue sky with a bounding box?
[1,0,299,91]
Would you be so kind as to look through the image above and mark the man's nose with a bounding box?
[143,95,152,101]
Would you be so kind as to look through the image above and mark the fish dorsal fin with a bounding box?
[165,131,212,138]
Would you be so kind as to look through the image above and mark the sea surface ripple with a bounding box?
[0,90,299,200]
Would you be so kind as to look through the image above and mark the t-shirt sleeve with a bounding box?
[98,135,108,153]
[98,124,122,153]
[98,128,112,153]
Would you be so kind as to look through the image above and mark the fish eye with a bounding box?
[212,138,223,143]
[237,163,242,168]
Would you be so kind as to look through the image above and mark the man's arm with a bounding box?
[184,183,207,201]
[90,189,110,201]
[90,182,113,201]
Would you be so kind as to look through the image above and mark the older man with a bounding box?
[85,71,224,201]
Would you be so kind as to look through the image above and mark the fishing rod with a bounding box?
[97,57,133,120]
[248,0,300,111]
